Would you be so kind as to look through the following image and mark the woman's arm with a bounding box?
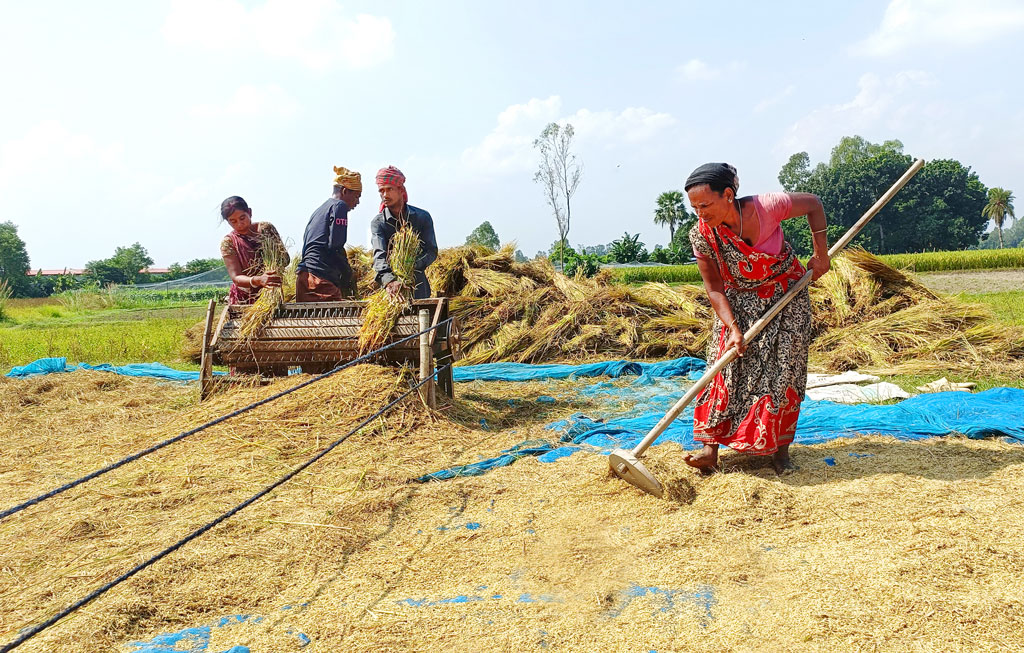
[696,256,746,357]
[788,192,831,281]
[222,250,280,290]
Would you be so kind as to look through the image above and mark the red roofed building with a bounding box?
[26,268,86,277]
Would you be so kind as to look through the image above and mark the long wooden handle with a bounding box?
[630,158,925,458]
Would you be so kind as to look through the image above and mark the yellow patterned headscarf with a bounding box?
[333,166,362,192]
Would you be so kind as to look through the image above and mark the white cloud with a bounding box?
[779,71,940,156]
[162,0,395,70]
[189,84,300,119]
[460,96,676,174]
[460,96,563,173]
[854,0,1024,56]
[676,59,718,81]
[567,107,676,146]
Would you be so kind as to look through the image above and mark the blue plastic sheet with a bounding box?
[453,357,706,383]
[420,366,1024,481]
[549,387,1024,455]
[5,357,224,383]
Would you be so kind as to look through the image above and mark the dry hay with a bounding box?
[358,223,420,353]
[234,236,294,343]
[428,245,1024,375]
[430,245,711,365]
[808,249,1024,373]
[347,245,377,298]
[2,372,1024,651]
[180,320,207,364]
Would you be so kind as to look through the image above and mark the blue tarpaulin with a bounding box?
[5,357,224,383]
[420,360,1024,482]
[453,357,707,383]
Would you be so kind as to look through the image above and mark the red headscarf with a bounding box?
[375,165,408,212]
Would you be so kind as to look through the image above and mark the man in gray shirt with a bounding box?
[370,165,438,299]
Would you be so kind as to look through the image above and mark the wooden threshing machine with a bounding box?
[198,299,460,403]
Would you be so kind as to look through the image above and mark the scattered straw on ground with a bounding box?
[2,372,1023,652]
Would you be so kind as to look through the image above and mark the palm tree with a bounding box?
[654,191,688,241]
[982,187,1015,248]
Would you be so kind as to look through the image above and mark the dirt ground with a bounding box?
[917,268,1024,295]
[2,371,1024,652]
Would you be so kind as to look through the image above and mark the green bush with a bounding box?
[52,286,226,311]
[564,253,600,278]
[107,287,226,308]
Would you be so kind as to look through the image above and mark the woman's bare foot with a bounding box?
[684,444,719,475]
[772,444,796,475]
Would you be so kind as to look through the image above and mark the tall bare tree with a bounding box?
[533,122,582,270]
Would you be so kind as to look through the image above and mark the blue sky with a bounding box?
[1,0,1022,268]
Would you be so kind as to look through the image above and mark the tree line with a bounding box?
[0,224,222,298]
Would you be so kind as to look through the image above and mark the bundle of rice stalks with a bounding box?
[281,250,299,302]
[358,222,419,353]
[346,245,377,298]
[235,233,291,343]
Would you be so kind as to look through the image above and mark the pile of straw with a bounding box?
[358,223,420,353]
[430,245,1023,374]
[430,244,711,365]
[808,249,1024,373]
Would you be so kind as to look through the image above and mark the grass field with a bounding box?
[0,297,208,371]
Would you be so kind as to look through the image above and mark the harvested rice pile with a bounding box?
[430,245,1024,374]
[809,249,1024,372]
[430,244,711,364]
[2,372,1023,652]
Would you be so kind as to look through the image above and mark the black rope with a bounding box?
[0,318,452,522]
[0,363,452,653]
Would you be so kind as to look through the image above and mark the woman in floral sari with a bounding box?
[684,163,831,474]
[219,196,289,305]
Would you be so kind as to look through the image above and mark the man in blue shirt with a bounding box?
[296,166,362,301]
[371,166,438,299]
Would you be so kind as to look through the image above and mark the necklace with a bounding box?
[733,196,743,240]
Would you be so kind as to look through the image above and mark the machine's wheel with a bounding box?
[448,317,464,362]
